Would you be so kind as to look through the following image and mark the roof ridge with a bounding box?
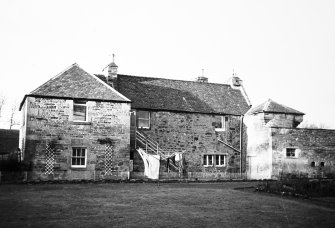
[117,74,232,87]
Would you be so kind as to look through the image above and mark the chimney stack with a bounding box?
[103,54,118,83]
[195,69,208,83]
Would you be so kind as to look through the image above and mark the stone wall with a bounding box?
[132,110,247,176]
[22,97,130,180]
[271,128,335,179]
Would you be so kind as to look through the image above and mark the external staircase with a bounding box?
[135,130,179,171]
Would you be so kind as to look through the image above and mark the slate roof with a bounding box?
[97,74,250,115]
[0,129,19,154]
[20,64,130,109]
[248,99,304,115]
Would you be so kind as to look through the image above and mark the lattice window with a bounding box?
[45,143,55,174]
[105,145,113,175]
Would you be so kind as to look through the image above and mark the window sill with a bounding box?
[215,128,226,132]
[71,167,87,170]
[71,121,91,125]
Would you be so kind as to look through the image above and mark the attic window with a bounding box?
[73,100,87,122]
[137,111,150,129]
[215,116,229,132]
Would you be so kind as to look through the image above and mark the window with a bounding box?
[215,116,228,131]
[286,148,296,157]
[203,155,213,166]
[137,111,150,129]
[320,162,325,167]
[311,161,315,167]
[73,100,87,122]
[215,155,225,166]
[203,154,226,166]
[71,147,87,168]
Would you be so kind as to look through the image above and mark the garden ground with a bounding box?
[0,181,334,227]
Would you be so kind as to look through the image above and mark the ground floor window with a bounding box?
[71,147,87,168]
[203,154,226,167]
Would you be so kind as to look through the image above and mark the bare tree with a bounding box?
[0,94,6,120]
[9,103,20,129]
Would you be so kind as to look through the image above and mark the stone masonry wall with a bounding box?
[271,128,335,179]
[132,111,247,177]
[23,97,130,180]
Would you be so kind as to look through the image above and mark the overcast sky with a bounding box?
[1,0,335,129]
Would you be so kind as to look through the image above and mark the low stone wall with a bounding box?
[271,128,335,179]
[130,171,247,180]
[0,171,130,182]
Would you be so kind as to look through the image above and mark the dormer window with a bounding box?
[73,100,87,122]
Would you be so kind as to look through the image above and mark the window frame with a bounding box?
[215,154,226,167]
[136,110,151,129]
[203,154,226,167]
[286,148,297,158]
[71,147,87,168]
[215,116,228,132]
[73,100,88,122]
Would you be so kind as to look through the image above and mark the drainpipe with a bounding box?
[240,115,244,179]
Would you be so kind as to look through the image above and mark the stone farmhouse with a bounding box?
[18,60,335,181]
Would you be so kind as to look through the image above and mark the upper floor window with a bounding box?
[215,116,228,131]
[286,148,296,157]
[71,147,87,168]
[137,111,150,129]
[73,100,87,122]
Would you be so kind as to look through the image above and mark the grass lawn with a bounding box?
[0,182,334,227]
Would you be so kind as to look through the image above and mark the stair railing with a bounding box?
[135,130,179,170]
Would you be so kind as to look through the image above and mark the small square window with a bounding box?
[286,148,296,157]
[73,100,87,122]
[71,147,87,168]
[311,161,315,167]
[137,111,150,129]
[320,162,325,167]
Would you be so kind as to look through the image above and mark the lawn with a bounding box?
[0,182,334,227]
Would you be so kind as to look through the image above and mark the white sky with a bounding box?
[1,0,335,128]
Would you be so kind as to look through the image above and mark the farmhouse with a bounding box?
[18,59,335,181]
[19,60,251,180]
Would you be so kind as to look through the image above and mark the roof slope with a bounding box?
[248,99,304,115]
[107,74,250,115]
[28,64,130,102]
